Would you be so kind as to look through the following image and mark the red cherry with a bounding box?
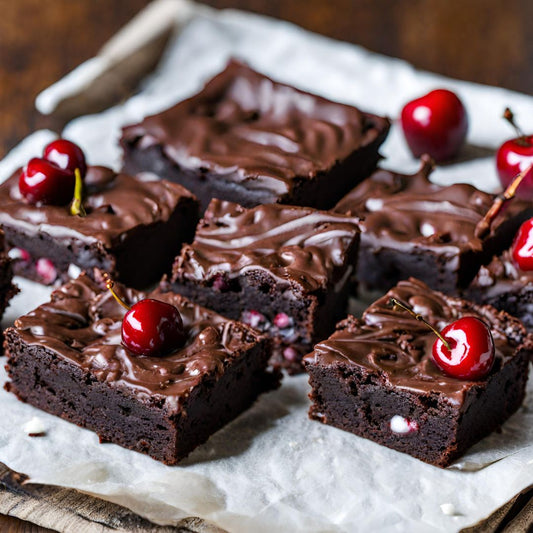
[496,110,533,199]
[121,298,185,356]
[432,317,495,380]
[511,218,533,271]
[401,89,468,162]
[19,158,76,205]
[43,139,87,177]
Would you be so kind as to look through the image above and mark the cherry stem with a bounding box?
[69,168,86,217]
[389,297,451,351]
[103,273,131,311]
[419,154,435,177]
[475,163,533,239]
[503,107,528,144]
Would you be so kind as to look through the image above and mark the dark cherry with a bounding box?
[19,158,76,206]
[496,108,533,199]
[401,89,468,162]
[43,139,87,177]
[511,218,533,271]
[432,317,495,380]
[122,298,185,357]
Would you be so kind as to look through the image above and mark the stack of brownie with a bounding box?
[3,60,532,468]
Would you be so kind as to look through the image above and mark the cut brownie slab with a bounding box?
[121,59,390,211]
[164,199,361,373]
[333,158,533,293]
[4,273,278,465]
[303,278,532,468]
[0,166,199,288]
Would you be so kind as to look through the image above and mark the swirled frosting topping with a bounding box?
[12,274,262,400]
[121,60,389,195]
[0,166,195,247]
[304,278,528,404]
[334,163,531,252]
[173,199,360,292]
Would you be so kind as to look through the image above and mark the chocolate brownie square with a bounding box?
[163,199,361,373]
[333,158,533,293]
[465,250,533,332]
[121,60,390,211]
[303,278,532,467]
[4,273,278,465]
[0,166,199,288]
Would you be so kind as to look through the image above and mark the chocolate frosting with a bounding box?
[0,166,195,248]
[334,160,531,253]
[172,199,361,292]
[304,278,529,404]
[121,60,390,196]
[11,274,263,402]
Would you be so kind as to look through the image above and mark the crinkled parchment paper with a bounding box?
[1,5,532,532]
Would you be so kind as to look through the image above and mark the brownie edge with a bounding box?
[303,278,532,467]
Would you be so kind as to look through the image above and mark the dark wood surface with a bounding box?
[0,1,532,531]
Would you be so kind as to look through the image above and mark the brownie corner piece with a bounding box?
[0,166,199,288]
[4,273,278,464]
[165,199,361,373]
[120,59,390,211]
[303,278,532,467]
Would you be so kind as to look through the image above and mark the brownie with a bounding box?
[163,199,361,373]
[333,157,533,293]
[0,165,199,289]
[4,273,278,465]
[120,59,390,211]
[465,250,533,332]
[303,278,532,467]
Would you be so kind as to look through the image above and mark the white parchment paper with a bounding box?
[1,5,532,532]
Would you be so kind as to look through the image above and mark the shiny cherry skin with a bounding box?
[511,218,533,271]
[19,158,76,205]
[432,317,495,380]
[121,298,185,356]
[43,139,87,177]
[496,136,533,199]
[401,89,468,162]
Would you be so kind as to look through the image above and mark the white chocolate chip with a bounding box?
[440,503,458,516]
[23,416,46,436]
[68,263,82,279]
[390,415,418,434]
[420,222,435,237]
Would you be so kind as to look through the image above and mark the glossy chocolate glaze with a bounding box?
[172,199,361,292]
[0,166,195,248]
[334,160,530,254]
[121,60,390,196]
[11,274,263,399]
[304,278,529,404]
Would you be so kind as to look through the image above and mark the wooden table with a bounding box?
[0,1,532,530]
